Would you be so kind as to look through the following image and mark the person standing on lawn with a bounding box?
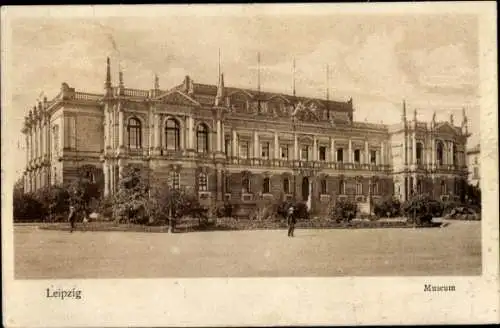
[68,205,76,233]
[287,205,296,237]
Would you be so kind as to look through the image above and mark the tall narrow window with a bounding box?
[263,177,270,193]
[339,179,345,194]
[354,149,361,163]
[440,180,447,194]
[52,125,59,155]
[283,178,290,194]
[319,146,326,161]
[301,145,309,161]
[370,150,377,164]
[242,177,251,193]
[452,143,457,166]
[240,141,249,158]
[198,172,208,191]
[320,179,327,194]
[371,182,379,194]
[127,117,142,149]
[224,138,231,156]
[63,116,76,149]
[196,124,209,153]
[280,145,289,160]
[416,142,423,165]
[225,174,231,194]
[356,182,363,195]
[169,171,180,190]
[337,148,344,162]
[417,180,422,194]
[261,142,270,159]
[436,141,444,166]
[165,118,180,151]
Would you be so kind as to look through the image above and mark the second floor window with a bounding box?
[197,124,209,153]
[127,117,142,149]
[319,146,326,161]
[416,142,423,165]
[240,141,249,159]
[301,145,309,161]
[224,138,231,156]
[354,149,361,163]
[337,148,344,163]
[165,118,180,151]
[280,145,289,160]
[370,150,377,164]
[261,142,270,159]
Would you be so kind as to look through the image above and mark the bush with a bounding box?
[216,202,233,218]
[373,197,401,218]
[13,192,45,222]
[402,194,442,225]
[276,200,310,221]
[330,199,358,223]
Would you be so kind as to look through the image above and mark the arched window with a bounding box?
[198,172,208,191]
[283,177,290,194]
[197,123,209,153]
[165,118,180,151]
[338,179,345,194]
[242,177,251,193]
[127,117,142,149]
[436,141,444,166]
[320,179,327,194]
[263,177,270,194]
[416,142,423,165]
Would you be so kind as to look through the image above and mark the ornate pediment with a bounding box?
[435,122,459,135]
[292,102,320,122]
[156,90,200,106]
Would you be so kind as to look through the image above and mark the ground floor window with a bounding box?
[320,179,327,194]
[263,177,270,193]
[224,175,231,194]
[356,182,363,195]
[283,178,290,194]
[198,172,208,191]
[169,171,180,190]
[242,177,251,193]
[339,180,345,194]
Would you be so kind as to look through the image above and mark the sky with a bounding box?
[6,11,480,179]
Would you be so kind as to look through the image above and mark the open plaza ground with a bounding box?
[14,220,481,279]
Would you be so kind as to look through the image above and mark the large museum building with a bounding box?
[21,58,470,214]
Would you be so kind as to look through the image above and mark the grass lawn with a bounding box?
[14,220,481,279]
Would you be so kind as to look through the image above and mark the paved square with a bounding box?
[14,221,481,279]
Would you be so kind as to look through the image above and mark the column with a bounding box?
[25,135,29,167]
[253,131,259,158]
[104,110,109,148]
[118,110,124,149]
[348,139,352,163]
[412,133,417,166]
[313,136,318,161]
[103,163,110,196]
[216,169,222,201]
[330,137,335,162]
[294,134,298,160]
[216,120,222,152]
[154,113,160,150]
[431,136,436,169]
[364,140,369,164]
[274,131,279,159]
[46,120,50,161]
[380,141,385,165]
[40,121,45,159]
[232,129,238,158]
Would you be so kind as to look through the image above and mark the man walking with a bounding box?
[287,205,296,237]
[68,205,76,233]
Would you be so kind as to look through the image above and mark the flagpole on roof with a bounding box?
[292,57,296,98]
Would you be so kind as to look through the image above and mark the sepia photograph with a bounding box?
[2,3,498,327]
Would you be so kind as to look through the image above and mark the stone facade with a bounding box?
[466,144,480,187]
[21,58,471,214]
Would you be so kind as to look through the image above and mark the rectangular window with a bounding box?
[280,145,289,160]
[354,149,361,163]
[372,182,379,194]
[301,145,309,161]
[261,142,270,159]
[370,150,377,164]
[198,173,208,191]
[225,175,231,194]
[320,179,327,194]
[473,167,479,179]
[63,116,76,149]
[224,138,231,156]
[240,141,249,159]
[283,178,290,194]
[319,146,326,161]
[337,148,344,162]
[356,182,363,195]
[169,172,180,190]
